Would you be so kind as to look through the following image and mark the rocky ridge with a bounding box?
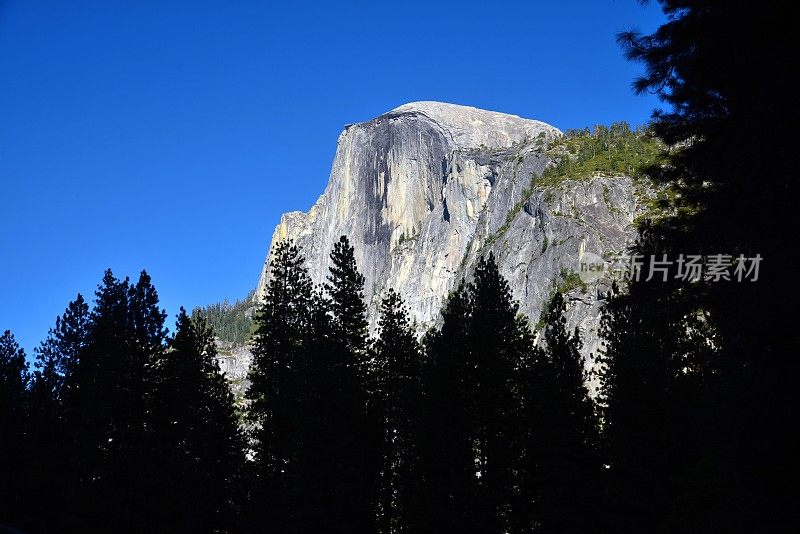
[244,102,652,390]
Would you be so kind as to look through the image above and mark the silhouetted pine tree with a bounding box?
[57,294,91,382]
[600,1,798,529]
[64,270,167,531]
[13,273,251,532]
[420,255,531,533]
[0,330,30,530]
[305,235,374,532]
[372,289,423,534]
[245,240,314,530]
[326,236,369,358]
[596,243,713,533]
[147,308,244,532]
[518,291,602,532]
[289,286,340,532]
[31,329,65,409]
[25,294,90,531]
[419,281,481,532]
[27,331,67,530]
[468,253,530,532]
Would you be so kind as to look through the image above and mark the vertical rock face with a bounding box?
[256,102,643,385]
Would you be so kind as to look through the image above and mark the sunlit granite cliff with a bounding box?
[253,102,648,387]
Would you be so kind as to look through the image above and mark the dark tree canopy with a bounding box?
[597,1,798,531]
[373,289,423,533]
[318,235,376,532]
[467,254,529,531]
[518,292,602,532]
[246,238,379,532]
[420,254,535,533]
[418,280,482,532]
[0,330,29,528]
[1,270,245,533]
[326,235,370,358]
[245,240,315,530]
[0,329,29,413]
[147,308,244,532]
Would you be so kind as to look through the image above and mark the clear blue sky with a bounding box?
[0,0,665,354]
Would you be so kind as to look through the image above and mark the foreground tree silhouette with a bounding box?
[326,236,370,360]
[372,289,423,533]
[0,330,29,529]
[518,291,602,532]
[419,281,481,532]
[26,329,67,528]
[4,272,247,533]
[147,308,244,532]
[247,237,377,532]
[469,254,531,532]
[597,235,722,532]
[63,270,168,531]
[421,255,532,532]
[315,235,375,532]
[598,1,798,530]
[246,240,315,530]
[24,294,90,531]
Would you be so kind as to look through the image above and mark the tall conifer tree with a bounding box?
[246,240,314,530]
[596,244,709,531]
[313,235,375,532]
[27,326,68,531]
[0,330,30,529]
[326,235,369,358]
[518,291,602,532]
[25,294,90,532]
[609,2,797,529]
[419,281,480,532]
[420,255,532,532]
[147,308,244,532]
[65,270,167,531]
[372,289,423,534]
[468,253,530,532]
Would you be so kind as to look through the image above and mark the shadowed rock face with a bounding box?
[255,102,644,390]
